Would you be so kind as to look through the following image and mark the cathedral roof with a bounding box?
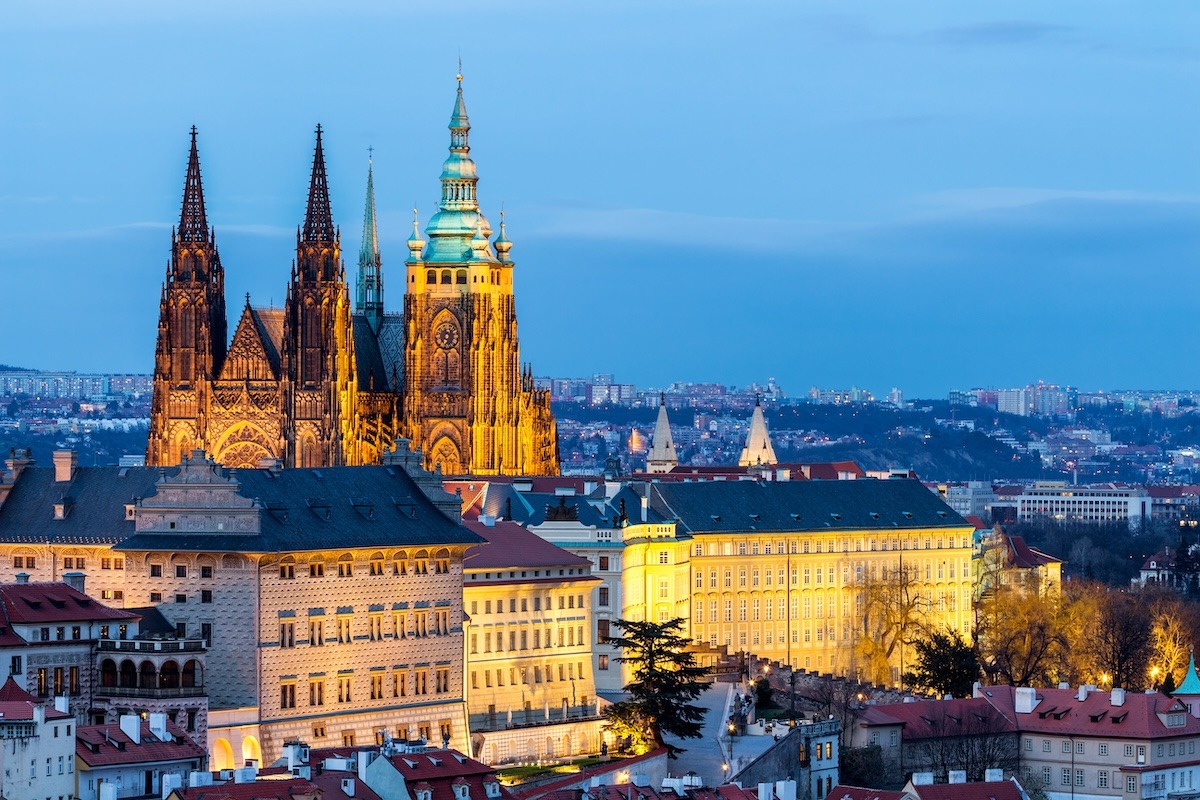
[353,314,392,391]
[251,308,285,375]
[650,478,971,534]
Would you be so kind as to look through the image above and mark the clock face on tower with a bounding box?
[434,322,460,350]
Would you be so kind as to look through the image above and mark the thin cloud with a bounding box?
[929,20,1075,47]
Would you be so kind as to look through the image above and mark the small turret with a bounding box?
[407,208,426,260]
[493,211,513,263]
[738,394,778,467]
[646,394,678,474]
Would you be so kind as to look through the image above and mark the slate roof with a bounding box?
[352,315,392,392]
[0,463,480,554]
[651,478,969,534]
[120,465,481,553]
[0,464,170,544]
[0,582,138,624]
[462,519,592,572]
[76,720,206,767]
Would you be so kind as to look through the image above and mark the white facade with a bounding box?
[1017,482,1151,530]
[0,698,74,800]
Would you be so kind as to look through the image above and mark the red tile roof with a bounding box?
[0,582,138,624]
[910,780,1023,800]
[1004,533,1061,569]
[76,720,206,767]
[868,696,1017,740]
[172,777,319,800]
[0,677,70,720]
[823,787,905,800]
[378,749,514,800]
[978,685,1200,740]
[463,520,592,571]
[310,772,384,800]
[512,749,667,800]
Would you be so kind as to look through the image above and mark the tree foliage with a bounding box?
[601,618,711,758]
[903,629,978,698]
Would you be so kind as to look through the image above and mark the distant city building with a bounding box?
[0,678,75,799]
[0,370,151,400]
[75,714,207,800]
[1016,482,1151,530]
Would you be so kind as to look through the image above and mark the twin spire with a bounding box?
[302,125,336,244]
[357,156,384,332]
[178,126,209,244]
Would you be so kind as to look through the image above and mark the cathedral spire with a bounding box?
[303,125,336,243]
[646,394,679,474]
[178,126,208,243]
[357,154,383,332]
[439,72,480,214]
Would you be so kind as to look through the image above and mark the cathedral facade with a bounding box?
[147,81,559,475]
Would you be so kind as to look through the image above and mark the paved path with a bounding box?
[661,683,778,787]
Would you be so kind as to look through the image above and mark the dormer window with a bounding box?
[485,781,501,798]
[418,789,433,800]
[455,785,470,800]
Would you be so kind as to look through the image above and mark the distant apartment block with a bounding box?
[0,370,152,400]
[1017,482,1151,530]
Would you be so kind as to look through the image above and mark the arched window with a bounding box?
[427,270,436,284]
[139,661,157,689]
[160,661,180,689]
[456,270,467,284]
[441,270,452,284]
[100,659,118,688]
[119,660,137,688]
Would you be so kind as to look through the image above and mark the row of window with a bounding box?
[281,668,452,708]
[36,666,80,697]
[691,535,968,558]
[468,594,587,615]
[469,624,588,654]
[693,560,967,589]
[279,610,453,648]
[150,564,214,579]
[470,661,588,689]
[279,555,451,579]
[150,590,212,604]
[314,722,452,748]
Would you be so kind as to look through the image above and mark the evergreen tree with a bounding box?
[602,618,711,758]
[903,629,979,698]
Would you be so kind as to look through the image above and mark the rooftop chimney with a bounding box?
[62,572,85,594]
[1112,687,1126,707]
[52,450,76,483]
[1014,686,1039,714]
[911,773,934,786]
[5,449,33,480]
[149,712,168,741]
[119,713,141,745]
[948,771,967,784]
[985,768,1004,782]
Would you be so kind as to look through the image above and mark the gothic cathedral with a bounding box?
[147,80,559,475]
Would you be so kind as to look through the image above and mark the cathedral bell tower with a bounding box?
[401,74,559,476]
[280,126,360,467]
[148,128,229,465]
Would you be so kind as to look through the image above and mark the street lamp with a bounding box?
[727,722,736,777]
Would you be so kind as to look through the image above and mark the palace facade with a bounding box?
[147,78,558,476]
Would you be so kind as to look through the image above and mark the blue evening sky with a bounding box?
[2,1,1198,398]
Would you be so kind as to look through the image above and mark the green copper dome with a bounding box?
[423,76,497,264]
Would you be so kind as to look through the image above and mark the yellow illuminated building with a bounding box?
[461,518,600,761]
[647,478,975,685]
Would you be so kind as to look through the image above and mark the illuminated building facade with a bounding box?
[649,479,976,683]
[0,447,480,766]
[461,518,602,762]
[148,78,558,476]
